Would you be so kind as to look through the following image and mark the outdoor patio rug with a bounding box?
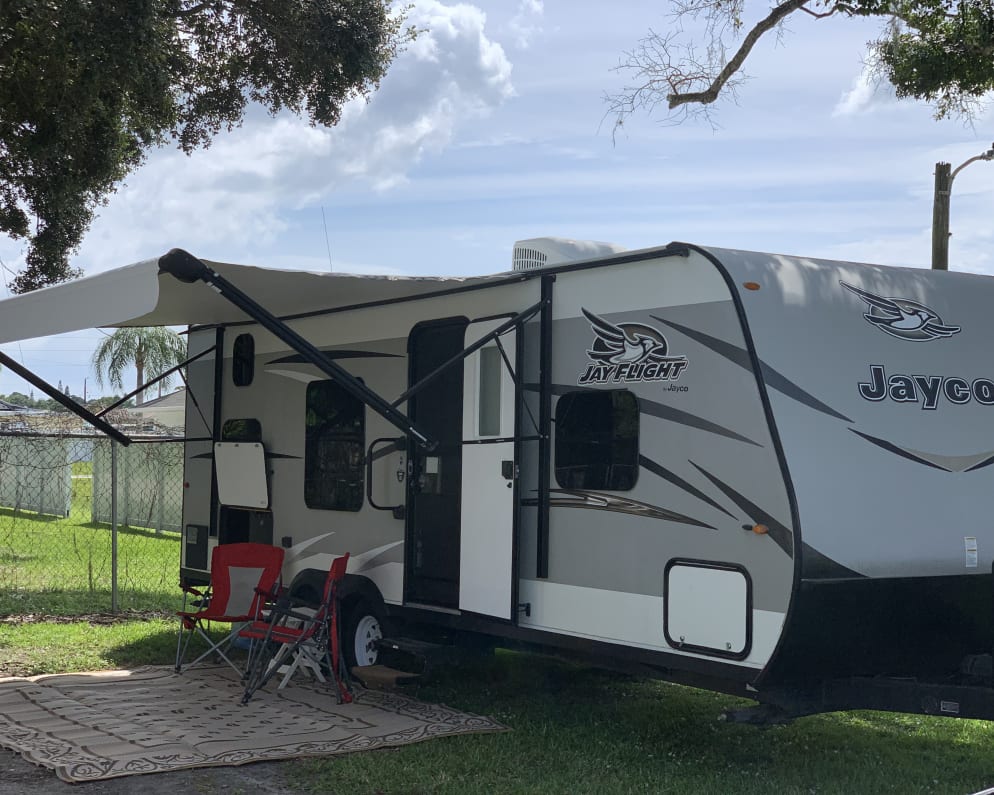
[0,665,507,782]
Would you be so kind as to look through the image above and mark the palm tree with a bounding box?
[91,327,186,406]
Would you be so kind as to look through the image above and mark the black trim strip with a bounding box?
[188,244,690,334]
[688,462,794,557]
[537,274,554,579]
[386,601,759,686]
[652,316,853,423]
[681,243,804,690]
[209,327,224,540]
[639,454,737,520]
[849,428,949,472]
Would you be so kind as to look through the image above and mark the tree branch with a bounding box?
[668,0,808,108]
[173,2,218,18]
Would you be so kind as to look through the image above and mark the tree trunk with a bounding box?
[135,353,144,407]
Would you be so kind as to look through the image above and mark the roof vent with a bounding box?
[512,237,625,271]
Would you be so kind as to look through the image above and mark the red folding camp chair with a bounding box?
[239,552,352,705]
[175,542,285,675]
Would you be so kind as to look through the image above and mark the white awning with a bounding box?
[0,255,508,344]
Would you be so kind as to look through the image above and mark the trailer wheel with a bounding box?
[343,599,384,668]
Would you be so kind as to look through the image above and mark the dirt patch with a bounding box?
[0,748,300,794]
[0,610,171,626]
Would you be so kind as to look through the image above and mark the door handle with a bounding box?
[501,460,515,480]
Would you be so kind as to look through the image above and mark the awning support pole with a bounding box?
[0,351,131,445]
[157,248,437,450]
[96,345,215,418]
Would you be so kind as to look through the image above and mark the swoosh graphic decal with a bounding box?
[639,454,736,520]
[688,461,794,557]
[848,429,949,472]
[801,543,865,580]
[267,350,400,365]
[651,315,852,423]
[549,489,716,529]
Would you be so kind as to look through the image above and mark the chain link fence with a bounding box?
[0,426,185,616]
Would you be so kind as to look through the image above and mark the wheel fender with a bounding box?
[287,569,387,621]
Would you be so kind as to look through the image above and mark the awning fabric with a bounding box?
[0,257,509,344]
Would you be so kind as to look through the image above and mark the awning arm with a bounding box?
[392,298,546,409]
[157,248,437,450]
[0,351,132,445]
[96,345,216,418]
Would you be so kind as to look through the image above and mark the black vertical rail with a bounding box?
[209,327,225,543]
[536,274,555,578]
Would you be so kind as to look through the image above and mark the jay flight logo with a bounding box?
[577,308,689,385]
[840,282,961,341]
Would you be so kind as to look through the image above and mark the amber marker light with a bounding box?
[752,524,769,535]
[743,282,761,291]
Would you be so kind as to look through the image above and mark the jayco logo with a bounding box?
[859,365,994,409]
[577,308,689,386]
[840,282,961,341]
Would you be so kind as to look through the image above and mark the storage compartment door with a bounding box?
[664,560,752,659]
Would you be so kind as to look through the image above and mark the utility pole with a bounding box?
[931,142,994,270]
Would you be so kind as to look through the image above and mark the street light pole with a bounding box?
[931,142,994,271]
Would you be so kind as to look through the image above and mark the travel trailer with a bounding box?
[2,239,994,722]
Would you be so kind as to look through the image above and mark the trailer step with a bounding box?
[375,636,465,674]
[350,664,421,690]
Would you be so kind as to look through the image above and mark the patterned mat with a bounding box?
[0,666,506,782]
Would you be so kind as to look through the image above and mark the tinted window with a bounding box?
[222,418,262,442]
[478,345,502,436]
[232,334,254,386]
[555,390,639,491]
[305,380,365,511]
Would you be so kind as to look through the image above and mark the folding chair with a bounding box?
[239,552,352,705]
[175,542,285,675]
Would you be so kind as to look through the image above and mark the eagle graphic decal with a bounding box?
[578,308,689,385]
[840,282,961,341]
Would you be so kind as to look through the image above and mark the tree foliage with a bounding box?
[607,0,994,126]
[91,327,187,406]
[0,0,412,293]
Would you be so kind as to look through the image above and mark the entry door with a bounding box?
[405,319,467,608]
[459,320,517,620]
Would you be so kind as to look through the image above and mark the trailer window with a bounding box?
[478,345,502,436]
[222,418,261,442]
[554,390,639,491]
[305,380,365,511]
[232,334,255,386]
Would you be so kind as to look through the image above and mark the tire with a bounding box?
[343,598,385,668]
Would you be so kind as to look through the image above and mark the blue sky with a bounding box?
[1,0,992,399]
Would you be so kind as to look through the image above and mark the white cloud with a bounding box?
[833,58,896,117]
[75,0,514,270]
[507,0,544,49]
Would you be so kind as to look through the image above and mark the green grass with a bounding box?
[289,651,994,795]
[1,621,993,794]
[0,473,181,615]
